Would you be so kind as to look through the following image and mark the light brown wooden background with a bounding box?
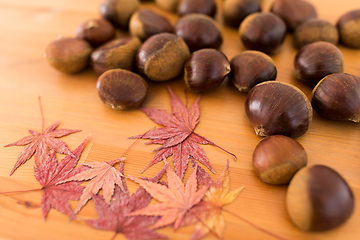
[0,0,359,239]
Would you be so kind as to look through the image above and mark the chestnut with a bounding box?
[294,41,344,88]
[184,49,230,92]
[245,81,312,138]
[136,33,190,81]
[100,0,140,29]
[96,69,148,110]
[311,73,360,122]
[174,13,222,52]
[336,9,360,48]
[129,9,172,42]
[45,37,92,74]
[177,0,217,18]
[239,12,286,55]
[253,135,307,185]
[229,51,277,93]
[91,36,141,75]
[75,19,115,47]
[155,0,180,12]
[270,0,317,31]
[293,19,339,49]
[223,0,261,28]
[286,165,354,231]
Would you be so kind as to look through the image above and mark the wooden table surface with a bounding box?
[0,0,359,239]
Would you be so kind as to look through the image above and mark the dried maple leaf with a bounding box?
[5,97,81,175]
[188,159,243,240]
[128,162,209,230]
[58,157,126,214]
[183,160,287,240]
[34,137,89,220]
[86,162,167,240]
[130,86,236,179]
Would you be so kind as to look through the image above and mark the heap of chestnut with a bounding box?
[44,0,359,234]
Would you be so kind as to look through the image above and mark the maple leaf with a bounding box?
[5,97,81,175]
[58,157,126,214]
[130,86,236,179]
[86,162,168,240]
[183,159,243,240]
[34,137,89,220]
[128,162,209,230]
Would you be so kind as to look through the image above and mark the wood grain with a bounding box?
[0,0,359,239]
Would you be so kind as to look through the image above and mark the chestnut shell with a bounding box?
[178,0,216,17]
[229,50,277,92]
[184,49,230,92]
[75,19,115,47]
[253,135,307,185]
[286,165,354,231]
[174,13,222,52]
[91,36,141,75]
[311,73,360,122]
[336,9,360,48]
[96,69,148,110]
[270,0,317,31]
[239,12,287,55]
[100,0,140,29]
[223,0,261,28]
[293,19,339,49]
[136,33,190,81]
[45,37,92,74]
[129,9,172,41]
[294,41,344,88]
[245,81,312,138]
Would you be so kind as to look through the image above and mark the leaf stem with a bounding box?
[187,208,223,240]
[121,127,156,158]
[110,231,118,240]
[0,188,42,195]
[221,208,288,240]
[38,96,44,134]
[192,132,237,160]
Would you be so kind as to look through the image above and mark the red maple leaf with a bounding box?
[130,86,236,179]
[86,162,168,240]
[58,157,126,214]
[128,162,208,230]
[5,97,80,175]
[34,137,89,220]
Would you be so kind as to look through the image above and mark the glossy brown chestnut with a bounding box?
[245,81,312,138]
[136,33,190,81]
[311,73,360,122]
[96,69,148,110]
[293,19,339,49]
[178,0,216,17]
[174,13,222,52]
[100,0,140,29]
[229,51,277,93]
[270,0,317,31]
[239,12,286,55]
[129,9,172,42]
[155,0,180,12]
[75,19,115,47]
[45,37,92,74]
[253,135,307,185]
[294,41,344,88]
[91,36,141,75]
[336,9,360,48]
[223,0,261,28]
[286,165,354,231]
[184,49,230,92]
